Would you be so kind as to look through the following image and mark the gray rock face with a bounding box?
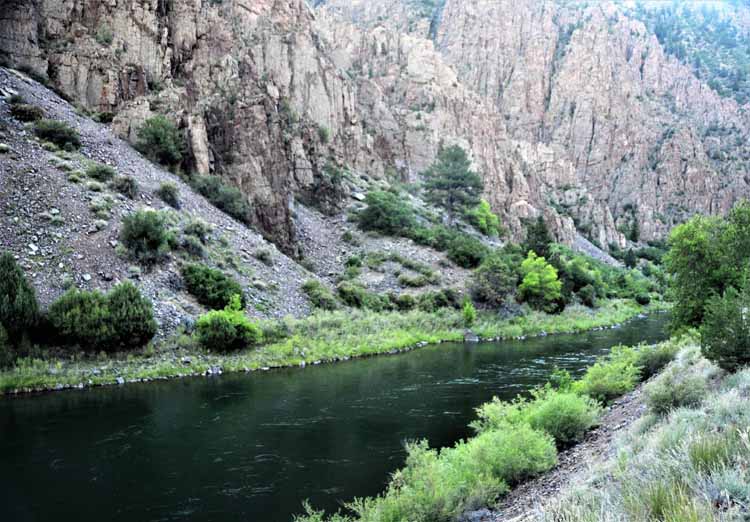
[2,0,749,252]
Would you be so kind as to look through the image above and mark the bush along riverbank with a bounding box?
[0,298,667,395]
[533,339,750,522]
[295,333,694,522]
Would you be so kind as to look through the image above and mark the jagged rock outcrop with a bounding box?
[2,0,750,252]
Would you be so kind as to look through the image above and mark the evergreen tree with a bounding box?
[624,249,637,268]
[0,252,38,342]
[423,145,483,225]
[523,216,553,259]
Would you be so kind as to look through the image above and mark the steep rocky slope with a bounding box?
[321,0,750,246]
[1,0,749,255]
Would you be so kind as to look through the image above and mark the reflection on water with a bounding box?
[0,314,668,522]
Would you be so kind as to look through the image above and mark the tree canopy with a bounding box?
[423,145,483,225]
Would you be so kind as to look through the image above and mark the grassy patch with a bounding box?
[0,299,665,394]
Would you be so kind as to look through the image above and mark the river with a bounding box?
[0,314,669,522]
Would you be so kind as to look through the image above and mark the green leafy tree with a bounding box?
[0,252,39,342]
[462,298,477,326]
[358,190,417,236]
[423,145,483,225]
[518,251,562,312]
[468,199,503,237]
[135,115,183,166]
[664,214,726,329]
[700,285,750,372]
[523,215,553,259]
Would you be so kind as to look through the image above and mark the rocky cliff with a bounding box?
[2,0,749,253]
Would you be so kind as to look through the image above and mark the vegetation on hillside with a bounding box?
[629,1,750,104]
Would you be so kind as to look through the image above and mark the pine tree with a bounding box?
[423,145,483,225]
[0,252,38,342]
[523,216,553,259]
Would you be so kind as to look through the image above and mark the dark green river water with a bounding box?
[0,314,669,522]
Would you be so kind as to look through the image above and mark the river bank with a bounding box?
[0,298,668,396]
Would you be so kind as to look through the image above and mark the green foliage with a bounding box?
[33,119,81,150]
[523,216,553,259]
[338,426,555,522]
[470,248,521,307]
[472,388,601,446]
[10,103,44,122]
[629,2,750,104]
[254,249,273,266]
[357,190,417,236]
[318,125,331,143]
[644,365,709,416]
[83,164,114,184]
[110,176,138,199]
[120,210,169,264]
[0,326,11,369]
[664,202,750,330]
[446,234,488,268]
[578,284,596,307]
[462,299,477,326]
[47,282,156,352]
[302,280,339,311]
[191,175,253,225]
[423,145,483,224]
[156,182,181,209]
[573,345,641,403]
[624,248,637,268]
[135,115,183,166]
[519,251,562,312]
[467,200,502,237]
[700,285,750,372]
[195,295,262,352]
[104,282,158,349]
[337,282,392,312]
[182,263,245,310]
[0,252,39,342]
[95,25,113,46]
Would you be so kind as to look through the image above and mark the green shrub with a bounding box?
[0,325,12,368]
[47,282,155,352]
[254,249,273,266]
[33,119,81,150]
[111,176,138,198]
[0,252,39,341]
[701,285,750,372]
[462,299,477,326]
[644,367,708,416]
[635,292,651,305]
[336,282,391,311]
[417,289,461,312]
[182,263,244,310]
[85,163,116,181]
[195,295,262,352]
[183,219,211,242]
[446,234,488,268]
[356,424,555,520]
[518,251,562,312]
[120,210,169,264]
[180,235,205,258]
[473,388,601,446]
[397,273,433,287]
[302,280,339,311]
[192,175,252,225]
[470,250,520,307]
[95,25,113,46]
[104,282,158,348]
[578,284,596,307]
[135,115,183,166]
[10,103,44,122]
[318,125,331,143]
[635,340,681,379]
[156,182,181,209]
[573,346,640,403]
[357,190,417,236]
[467,199,502,237]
